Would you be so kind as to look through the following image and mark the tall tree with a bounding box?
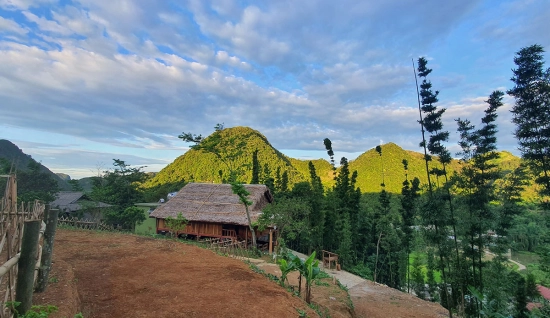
[250,149,260,184]
[400,159,420,292]
[508,44,550,205]
[415,57,457,315]
[454,90,504,315]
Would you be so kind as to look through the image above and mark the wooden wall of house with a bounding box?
[185,221,223,236]
[156,218,275,243]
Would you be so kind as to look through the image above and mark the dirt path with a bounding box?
[34,229,316,318]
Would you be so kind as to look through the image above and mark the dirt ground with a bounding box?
[34,229,448,318]
[34,229,316,318]
[349,281,449,318]
[257,262,355,318]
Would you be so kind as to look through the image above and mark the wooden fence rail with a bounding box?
[57,216,114,231]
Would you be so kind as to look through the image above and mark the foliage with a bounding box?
[165,212,188,238]
[0,158,59,203]
[508,44,550,203]
[91,159,147,227]
[104,206,145,230]
[258,197,311,252]
[6,302,58,318]
[290,251,321,304]
[277,253,299,287]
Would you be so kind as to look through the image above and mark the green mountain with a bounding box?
[348,142,463,193]
[144,126,537,200]
[0,139,70,190]
[144,127,331,189]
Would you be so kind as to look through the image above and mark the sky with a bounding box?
[0,0,549,179]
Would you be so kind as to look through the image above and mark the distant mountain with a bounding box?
[56,173,71,181]
[0,139,70,190]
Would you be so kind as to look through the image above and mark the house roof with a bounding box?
[51,191,111,212]
[149,183,273,226]
[538,285,550,301]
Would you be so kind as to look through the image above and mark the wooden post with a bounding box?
[269,229,274,253]
[36,207,59,292]
[15,220,41,314]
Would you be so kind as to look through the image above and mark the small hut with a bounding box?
[149,183,275,249]
[51,191,111,219]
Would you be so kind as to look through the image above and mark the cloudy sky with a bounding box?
[0,0,549,179]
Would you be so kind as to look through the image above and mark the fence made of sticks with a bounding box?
[57,216,114,231]
[198,237,256,258]
[0,173,49,318]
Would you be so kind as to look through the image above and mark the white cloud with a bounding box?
[0,16,27,35]
[0,0,536,176]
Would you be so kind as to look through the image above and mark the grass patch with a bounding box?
[511,251,540,266]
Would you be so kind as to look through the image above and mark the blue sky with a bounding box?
[0,0,549,178]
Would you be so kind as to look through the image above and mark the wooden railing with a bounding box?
[221,229,237,238]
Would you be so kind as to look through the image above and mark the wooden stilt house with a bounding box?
[149,183,275,249]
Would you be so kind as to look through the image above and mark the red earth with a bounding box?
[34,229,448,318]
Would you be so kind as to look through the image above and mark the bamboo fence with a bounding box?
[0,174,45,318]
[57,216,114,231]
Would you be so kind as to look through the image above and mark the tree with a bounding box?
[250,150,260,184]
[68,179,84,192]
[3,159,60,203]
[508,44,550,204]
[400,159,420,292]
[104,206,146,230]
[415,56,457,316]
[258,197,311,253]
[165,212,189,238]
[91,159,147,227]
[454,90,504,313]
[230,181,257,246]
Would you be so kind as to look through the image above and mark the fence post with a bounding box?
[15,220,41,314]
[36,207,59,292]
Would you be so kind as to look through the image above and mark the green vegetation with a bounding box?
[164,212,188,238]
[0,157,60,203]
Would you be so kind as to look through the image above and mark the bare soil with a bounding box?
[34,229,316,318]
[34,229,448,318]
[349,281,449,318]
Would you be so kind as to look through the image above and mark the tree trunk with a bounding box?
[298,274,302,296]
[244,204,256,247]
[374,232,383,283]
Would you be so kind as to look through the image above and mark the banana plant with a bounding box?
[303,251,321,304]
[277,257,297,287]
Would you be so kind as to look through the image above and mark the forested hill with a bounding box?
[143,126,334,189]
[0,139,70,190]
[144,127,534,196]
[349,142,462,193]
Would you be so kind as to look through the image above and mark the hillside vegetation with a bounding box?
[0,139,70,190]
[144,126,535,197]
[143,126,333,189]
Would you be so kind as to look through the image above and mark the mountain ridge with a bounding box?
[0,139,70,190]
[144,126,530,196]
